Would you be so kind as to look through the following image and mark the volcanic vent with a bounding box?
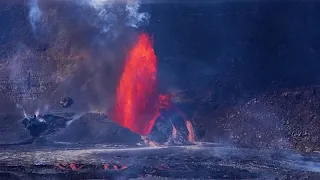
[110,33,195,145]
[112,33,158,135]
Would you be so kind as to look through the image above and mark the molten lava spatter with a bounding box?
[114,33,159,135]
[113,33,196,142]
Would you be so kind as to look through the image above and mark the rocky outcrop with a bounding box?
[176,85,320,152]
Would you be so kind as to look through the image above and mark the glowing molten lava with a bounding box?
[114,33,159,135]
[113,32,196,143]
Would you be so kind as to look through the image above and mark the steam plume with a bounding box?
[3,0,151,114]
[28,0,42,33]
[125,2,150,28]
[77,0,149,36]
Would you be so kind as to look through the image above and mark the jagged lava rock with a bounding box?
[45,113,142,145]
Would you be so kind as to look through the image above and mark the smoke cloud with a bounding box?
[28,0,42,33]
[3,0,151,115]
[75,0,149,35]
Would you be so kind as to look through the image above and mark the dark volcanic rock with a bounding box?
[187,85,320,153]
[21,113,72,138]
[0,114,32,145]
[45,113,142,145]
[0,144,320,179]
[22,115,48,137]
[149,117,173,144]
[60,96,73,108]
[2,112,142,146]
[0,95,33,145]
[148,111,191,145]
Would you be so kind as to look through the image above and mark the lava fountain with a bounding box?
[112,32,196,143]
[113,33,159,135]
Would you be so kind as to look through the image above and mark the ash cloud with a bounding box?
[8,44,34,101]
[2,0,150,115]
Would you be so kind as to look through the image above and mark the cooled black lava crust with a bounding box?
[0,144,319,179]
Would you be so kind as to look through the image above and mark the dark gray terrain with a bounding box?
[177,85,320,153]
[0,143,320,180]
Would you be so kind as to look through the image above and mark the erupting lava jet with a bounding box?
[111,32,195,145]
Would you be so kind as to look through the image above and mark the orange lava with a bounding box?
[170,104,196,142]
[112,32,196,142]
[114,33,159,135]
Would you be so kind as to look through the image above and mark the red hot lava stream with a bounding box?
[113,33,159,135]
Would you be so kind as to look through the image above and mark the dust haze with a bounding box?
[0,0,150,116]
